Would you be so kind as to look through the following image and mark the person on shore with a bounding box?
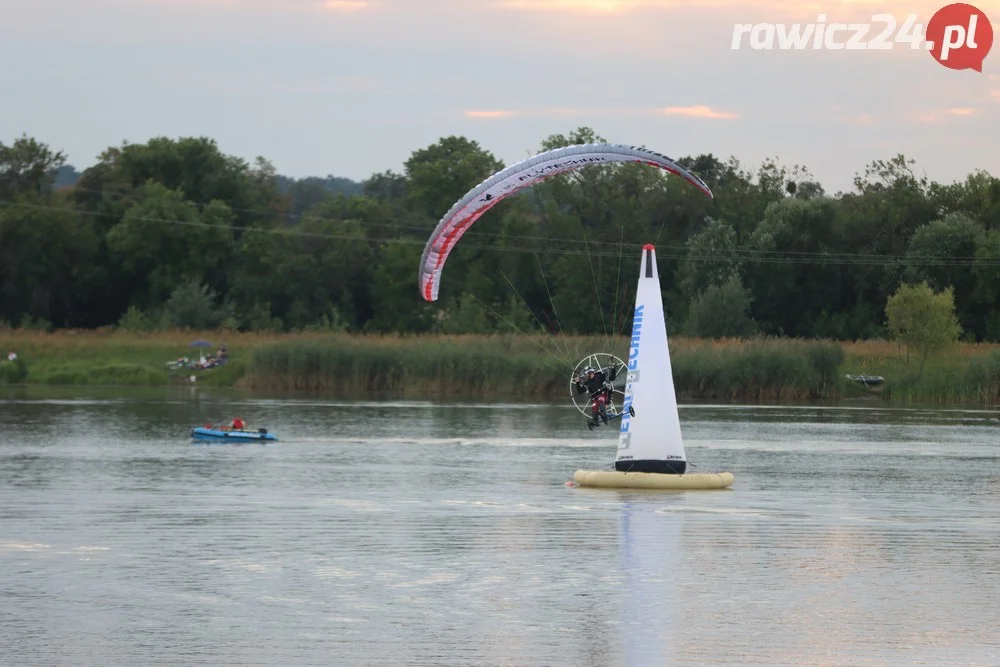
[574,366,611,428]
[6,350,16,362]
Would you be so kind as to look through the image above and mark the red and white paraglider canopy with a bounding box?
[416,142,713,302]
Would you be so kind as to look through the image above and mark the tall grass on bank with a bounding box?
[875,349,1000,404]
[671,338,845,401]
[246,333,847,401]
[4,329,1000,405]
[245,334,618,397]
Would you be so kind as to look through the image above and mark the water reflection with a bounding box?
[619,495,680,667]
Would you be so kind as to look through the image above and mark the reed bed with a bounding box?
[670,338,845,401]
[866,349,1000,405]
[246,333,848,401]
[244,333,617,396]
[3,329,1000,405]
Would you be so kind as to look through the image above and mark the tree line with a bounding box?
[1,127,998,341]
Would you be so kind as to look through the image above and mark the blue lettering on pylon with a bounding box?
[619,305,643,445]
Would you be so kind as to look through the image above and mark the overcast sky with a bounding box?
[2,0,998,194]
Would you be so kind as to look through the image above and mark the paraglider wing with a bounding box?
[417,143,713,302]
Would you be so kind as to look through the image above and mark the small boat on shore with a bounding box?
[845,374,884,387]
[190,426,277,443]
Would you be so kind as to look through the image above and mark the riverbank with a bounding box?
[2,329,999,405]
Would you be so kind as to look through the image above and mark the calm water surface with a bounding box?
[1,387,998,666]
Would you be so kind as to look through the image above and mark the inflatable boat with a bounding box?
[190,426,277,442]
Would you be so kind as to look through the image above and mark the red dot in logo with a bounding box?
[926,3,993,71]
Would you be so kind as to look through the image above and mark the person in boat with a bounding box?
[574,366,613,427]
[230,417,246,431]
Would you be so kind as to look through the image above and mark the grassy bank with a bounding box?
[2,329,1000,405]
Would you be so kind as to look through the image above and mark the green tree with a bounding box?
[4,129,1000,340]
[677,218,743,301]
[903,212,985,337]
[745,197,842,336]
[973,230,1000,340]
[0,200,102,328]
[403,136,504,219]
[435,293,494,333]
[682,276,758,339]
[0,134,66,199]
[885,282,961,376]
[106,183,234,310]
[159,279,234,330]
[0,138,102,328]
[366,243,434,332]
[929,169,1000,230]
[363,170,408,202]
[229,211,372,331]
[74,136,280,235]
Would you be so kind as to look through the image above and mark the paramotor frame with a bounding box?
[569,353,628,418]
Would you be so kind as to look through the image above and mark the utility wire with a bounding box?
[2,198,997,266]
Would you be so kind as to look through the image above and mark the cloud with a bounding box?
[465,110,518,118]
[464,108,587,118]
[321,0,373,11]
[497,0,641,10]
[272,76,385,94]
[462,106,739,120]
[494,0,1000,19]
[844,113,876,125]
[915,107,978,122]
[91,0,378,12]
[656,105,738,119]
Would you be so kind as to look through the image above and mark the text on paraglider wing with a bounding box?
[514,156,611,182]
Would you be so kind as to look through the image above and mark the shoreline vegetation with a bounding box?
[3,330,1000,406]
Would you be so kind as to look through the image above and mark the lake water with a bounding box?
[1,387,998,666]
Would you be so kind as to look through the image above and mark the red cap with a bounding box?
[643,244,654,250]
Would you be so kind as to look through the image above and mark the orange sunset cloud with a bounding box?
[657,105,739,119]
[464,108,586,118]
[322,0,373,11]
[109,0,378,11]
[494,0,1000,18]
[915,107,979,122]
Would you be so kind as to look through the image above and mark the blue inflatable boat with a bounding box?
[190,426,278,443]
